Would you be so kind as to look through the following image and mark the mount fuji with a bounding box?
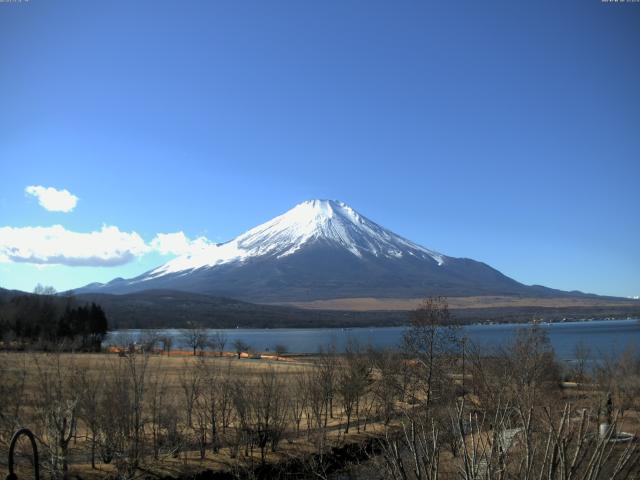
[76,200,576,302]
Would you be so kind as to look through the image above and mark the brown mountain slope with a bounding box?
[278,295,639,312]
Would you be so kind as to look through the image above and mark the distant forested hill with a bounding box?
[73,289,408,329]
[75,289,640,329]
[2,287,638,331]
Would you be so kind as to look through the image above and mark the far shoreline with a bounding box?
[107,315,640,332]
[108,317,640,333]
[103,317,640,359]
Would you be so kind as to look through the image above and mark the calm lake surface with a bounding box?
[107,318,640,360]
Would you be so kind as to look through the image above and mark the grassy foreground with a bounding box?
[0,350,402,480]
[3,307,640,480]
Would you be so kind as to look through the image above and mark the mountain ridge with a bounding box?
[75,200,605,302]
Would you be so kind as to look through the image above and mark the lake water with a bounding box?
[106,318,640,361]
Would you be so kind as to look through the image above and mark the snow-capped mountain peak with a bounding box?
[76,199,548,302]
[146,199,444,279]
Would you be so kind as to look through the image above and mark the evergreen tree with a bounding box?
[0,293,109,351]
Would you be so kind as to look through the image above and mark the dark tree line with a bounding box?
[0,288,108,350]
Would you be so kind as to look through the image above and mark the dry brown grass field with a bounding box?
[0,350,403,480]
[2,304,640,480]
[280,295,639,311]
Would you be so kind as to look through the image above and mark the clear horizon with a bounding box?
[1,1,639,297]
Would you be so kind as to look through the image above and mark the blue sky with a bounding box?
[0,0,638,297]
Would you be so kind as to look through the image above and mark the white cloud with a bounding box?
[150,231,213,256]
[25,185,79,213]
[0,222,218,268]
[150,231,191,255]
[0,225,149,267]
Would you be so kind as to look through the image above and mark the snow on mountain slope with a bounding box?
[146,199,445,279]
[78,199,559,302]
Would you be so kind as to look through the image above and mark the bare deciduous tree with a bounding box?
[403,297,459,413]
[253,368,289,462]
[290,371,309,436]
[274,343,287,359]
[139,331,160,353]
[159,335,173,355]
[77,366,103,469]
[209,331,228,357]
[179,358,202,429]
[101,352,150,479]
[572,339,592,383]
[32,353,78,480]
[182,323,207,356]
[146,360,168,460]
[337,341,372,433]
[233,339,250,358]
[0,353,27,448]
[370,349,401,426]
